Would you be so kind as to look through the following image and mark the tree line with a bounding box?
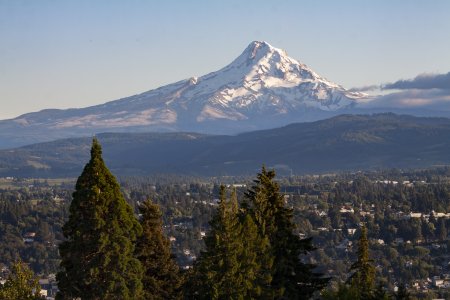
[54,139,329,299]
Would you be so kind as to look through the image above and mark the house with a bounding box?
[347,228,357,236]
[409,212,422,218]
[340,207,354,214]
[22,231,38,242]
[233,184,246,188]
[432,278,444,287]
[377,180,398,185]
[432,211,450,218]
[359,211,373,217]
[39,289,48,297]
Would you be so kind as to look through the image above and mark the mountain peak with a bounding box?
[246,40,276,57]
[238,40,289,62]
[221,41,323,87]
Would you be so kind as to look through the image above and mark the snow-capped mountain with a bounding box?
[0,41,368,148]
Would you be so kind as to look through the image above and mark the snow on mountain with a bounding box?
[0,41,369,148]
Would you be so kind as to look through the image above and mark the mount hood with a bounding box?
[0,41,367,148]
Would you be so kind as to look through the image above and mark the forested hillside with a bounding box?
[3,114,450,177]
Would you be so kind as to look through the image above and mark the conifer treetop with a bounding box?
[91,137,102,158]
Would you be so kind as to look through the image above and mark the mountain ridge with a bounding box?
[2,113,450,177]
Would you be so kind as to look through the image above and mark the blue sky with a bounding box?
[1,0,450,119]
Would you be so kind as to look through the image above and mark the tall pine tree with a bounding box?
[187,186,270,299]
[325,226,383,300]
[348,225,376,299]
[57,139,143,300]
[135,199,181,299]
[244,167,328,299]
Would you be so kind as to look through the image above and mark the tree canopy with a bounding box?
[244,167,329,299]
[135,199,181,299]
[348,225,376,299]
[0,260,42,300]
[188,168,328,299]
[56,139,143,300]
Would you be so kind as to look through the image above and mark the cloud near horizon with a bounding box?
[363,89,450,108]
[382,72,450,90]
[357,71,450,109]
[348,85,380,92]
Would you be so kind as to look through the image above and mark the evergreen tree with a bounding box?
[244,167,328,299]
[325,226,381,300]
[57,139,143,300]
[135,199,181,299]
[188,186,242,299]
[348,225,376,299]
[188,186,270,299]
[0,261,42,300]
[437,218,447,241]
[234,187,272,299]
[237,213,272,298]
